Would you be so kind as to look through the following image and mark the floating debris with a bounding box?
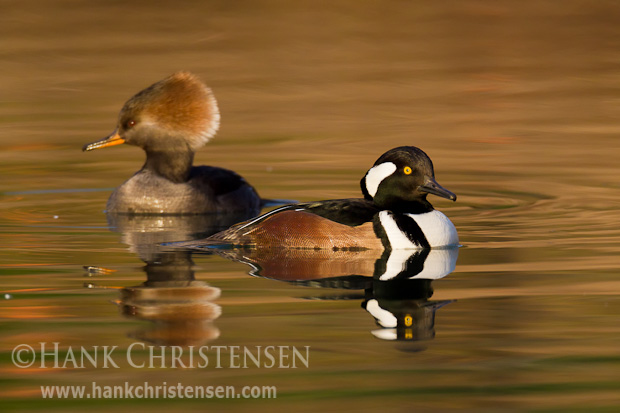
[83,266,117,276]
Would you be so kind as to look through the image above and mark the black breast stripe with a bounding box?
[372,212,430,250]
[391,213,430,249]
[372,217,391,249]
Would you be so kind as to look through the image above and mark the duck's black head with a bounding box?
[360,146,456,213]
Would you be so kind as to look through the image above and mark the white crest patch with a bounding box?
[364,162,397,198]
[407,211,459,248]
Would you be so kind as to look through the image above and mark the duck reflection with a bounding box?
[120,277,221,346]
[106,212,255,264]
[212,246,458,343]
[364,278,453,342]
[365,248,457,342]
[103,212,256,346]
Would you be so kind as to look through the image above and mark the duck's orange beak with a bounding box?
[82,130,125,152]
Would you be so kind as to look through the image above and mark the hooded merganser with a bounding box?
[184,146,458,249]
[83,72,261,214]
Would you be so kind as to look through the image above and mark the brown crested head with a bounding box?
[116,72,220,151]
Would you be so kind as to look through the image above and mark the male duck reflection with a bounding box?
[185,146,458,250]
[83,72,261,214]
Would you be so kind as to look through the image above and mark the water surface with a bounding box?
[1,1,620,412]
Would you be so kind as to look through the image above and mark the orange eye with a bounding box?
[126,120,136,129]
[404,166,412,175]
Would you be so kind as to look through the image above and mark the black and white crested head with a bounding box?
[360,146,456,213]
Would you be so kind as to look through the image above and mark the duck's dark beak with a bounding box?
[419,176,457,201]
[82,130,125,152]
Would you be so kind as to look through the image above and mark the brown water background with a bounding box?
[1,1,620,411]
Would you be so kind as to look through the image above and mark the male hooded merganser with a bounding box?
[83,72,261,214]
[187,146,458,249]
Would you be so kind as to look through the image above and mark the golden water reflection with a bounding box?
[92,213,254,346]
[2,0,620,410]
[212,246,459,344]
[95,211,459,346]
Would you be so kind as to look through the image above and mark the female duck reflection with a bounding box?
[87,215,232,347]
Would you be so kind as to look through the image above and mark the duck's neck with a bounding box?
[377,198,435,215]
[143,148,194,183]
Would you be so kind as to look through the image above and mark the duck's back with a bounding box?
[106,165,261,214]
[206,199,384,249]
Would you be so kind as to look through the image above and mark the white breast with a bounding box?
[408,210,459,248]
[378,210,459,249]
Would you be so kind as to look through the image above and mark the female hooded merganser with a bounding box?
[187,146,458,249]
[83,72,261,215]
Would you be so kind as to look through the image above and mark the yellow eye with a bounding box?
[403,166,412,175]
